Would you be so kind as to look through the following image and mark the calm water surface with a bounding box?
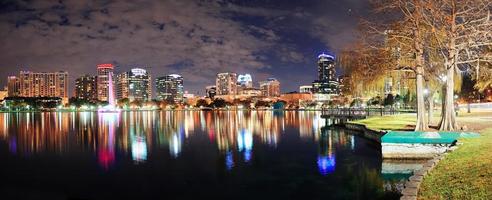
[0,111,406,200]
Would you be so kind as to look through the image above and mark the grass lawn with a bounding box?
[350,113,416,131]
[352,111,492,199]
[418,128,492,199]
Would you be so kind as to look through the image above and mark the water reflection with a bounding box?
[98,113,118,170]
[0,111,361,171]
[381,160,426,192]
[0,111,404,199]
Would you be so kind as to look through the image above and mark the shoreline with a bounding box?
[0,108,325,113]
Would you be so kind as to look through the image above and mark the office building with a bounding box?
[260,78,280,97]
[96,63,114,102]
[7,76,20,97]
[74,75,98,101]
[299,85,313,93]
[237,74,253,93]
[312,53,340,95]
[156,74,184,103]
[216,72,237,95]
[18,71,69,103]
[116,68,152,101]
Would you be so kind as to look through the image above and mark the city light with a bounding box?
[1,0,491,198]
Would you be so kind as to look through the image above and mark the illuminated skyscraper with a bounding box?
[156,74,184,103]
[260,78,280,97]
[7,76,20,97]
[216,72,237,95]
[74,75,97,102]
[18,71,69,103]
[97,63,114,102]
[238,74,253,87]
[312,53,340,94]
[116,68,152,101]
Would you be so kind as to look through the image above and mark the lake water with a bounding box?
[0,111,408,199]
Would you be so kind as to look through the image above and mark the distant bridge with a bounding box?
[321,108,400,119]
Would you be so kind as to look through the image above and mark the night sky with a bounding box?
[0,0,368,95]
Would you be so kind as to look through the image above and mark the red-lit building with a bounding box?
[96,63,114,102]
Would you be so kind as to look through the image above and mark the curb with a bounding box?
[343,122,386,143]
[399,143,460,200]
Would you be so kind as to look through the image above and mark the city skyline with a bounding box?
[5,52,333,99]
[0,0,366,94]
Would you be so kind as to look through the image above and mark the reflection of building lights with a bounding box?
[98,149,115,170]
[317,155,335,175]
[351,135,355,150]
[237,129,253,163]
[131,136,147,163]
[9,136,17,154]
[244,150,252,162]
[226,151,234,170]
[170,133,182,158]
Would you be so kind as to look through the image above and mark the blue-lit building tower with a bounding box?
[312,53,340,95]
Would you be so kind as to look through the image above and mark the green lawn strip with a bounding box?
[350,114,416,131]
[418,128,492,200]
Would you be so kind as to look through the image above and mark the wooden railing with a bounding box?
[321,107,400,118]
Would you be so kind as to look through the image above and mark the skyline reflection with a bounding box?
[1,111,355,172]
[0,111,403,199]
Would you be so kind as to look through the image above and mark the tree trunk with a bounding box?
[427,91,434,125]
[439,0,459,131]
[439,65,458,131]
[414,27,428,131]
[415,67,428,131]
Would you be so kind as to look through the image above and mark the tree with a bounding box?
[423,0,492,130]
[195,99,209,107]
[384,94,395,106]
[117,98,130,107]
[255,100,271,108]
[130,100,143,108]
[211,98,227,108]
[380,0,431,130]
[344,0,432,130]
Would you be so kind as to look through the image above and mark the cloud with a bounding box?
[0,0,279,93]
[0,0,366,94]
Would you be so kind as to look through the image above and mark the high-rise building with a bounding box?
[7,76,20,97]
[18,71,69,103]
[156,74,184,103]
[238,74,253,87]
[216,72,237,95]
[205,85,217,99]
[116,72,129,100]
[260,78,281,97]
[96,63,114,102]
[312,53,340,94]
[299,85,313,93]
[74,75,97,102]
[116,68,152,101]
